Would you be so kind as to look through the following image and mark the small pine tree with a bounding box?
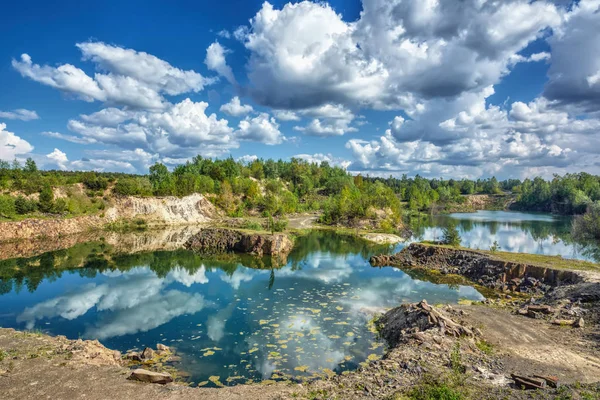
[38,185,54,213]
[442,223,461,247]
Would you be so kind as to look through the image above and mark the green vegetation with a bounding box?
[0,158,115,220]
[441,223,461,247]
[572,202,600,241]
[406,378,465,400]
[512,173,600,215]
[489,241,500,253]
[0,230,389,294]
[475,340,494,355]
[3,155,600,227]
[400,345,468,400]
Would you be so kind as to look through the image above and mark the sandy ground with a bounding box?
[0,329,295,400]
[459,304,600,384]
[360,233,405,244]
[287,214,319,229]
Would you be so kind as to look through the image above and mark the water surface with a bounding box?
[407,210,600,262]
[0,231,483,386]
[3,210,596,386]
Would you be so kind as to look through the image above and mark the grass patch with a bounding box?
[404,375,467,400]
[239,219,263,231]
[475,340,494,355]
[482,249,600,272]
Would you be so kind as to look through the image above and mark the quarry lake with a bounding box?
[0,211,597,386]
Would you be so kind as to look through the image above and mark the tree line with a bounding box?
[2,157,600,225]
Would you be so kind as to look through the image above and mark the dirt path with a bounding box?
[460,304,600,384]
[287,214,319,229]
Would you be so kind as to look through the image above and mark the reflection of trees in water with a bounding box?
[0,242,278,295]
[286,230,392,270]
[407,214,600,263]
[0,230,390,295]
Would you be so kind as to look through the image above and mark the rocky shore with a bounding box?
[371,243,592,294]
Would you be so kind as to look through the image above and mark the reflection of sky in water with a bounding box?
[407,210,597,262]
[0,233,483,387]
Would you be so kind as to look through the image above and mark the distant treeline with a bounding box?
[366,173,600,216]
[1,157,600,222]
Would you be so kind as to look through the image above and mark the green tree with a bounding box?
[149,163,175,196]
[38,185,54,213]
[24,158,38,173]
[573,202,600,240]
[442,223,461,247]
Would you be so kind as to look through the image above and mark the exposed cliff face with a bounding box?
[184,228,294,258]
[0,194,220,242]
[371,243,589,293]
[107,194,220,224]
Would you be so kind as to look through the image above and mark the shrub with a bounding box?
[52,198,67,214]
[408,379,465,400]
[489,240,500,253]
[15,196,37,214]
[38,185,54,213]
[380,219,396,233]
[0,195,16,217]
[240,219,263,231]
[273,218,288,232]
[82,173,109,191]
[113,177,153,196]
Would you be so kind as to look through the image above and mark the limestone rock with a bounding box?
[156,343,170,352]
[141,347,155,360]
[376,300,477,348]
[126,352,142,362]
[128,369,173,384]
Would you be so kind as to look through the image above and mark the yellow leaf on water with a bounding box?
[295,365,309,372]
[208,376,223,387]
[203,350,215,356]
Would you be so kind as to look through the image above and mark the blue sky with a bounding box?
[1,0,599,179]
